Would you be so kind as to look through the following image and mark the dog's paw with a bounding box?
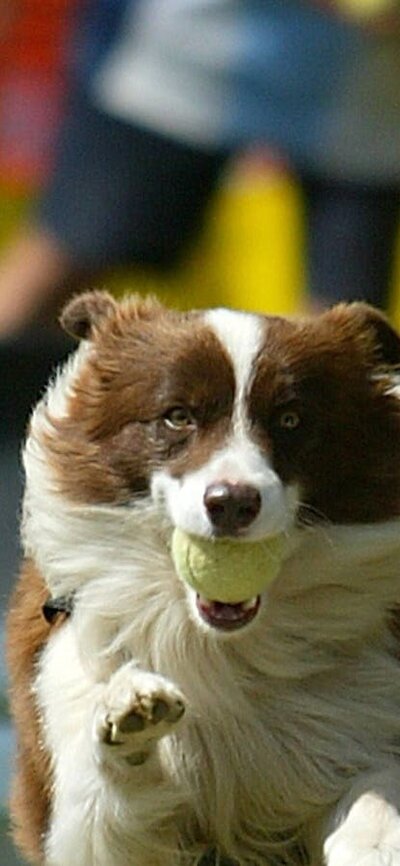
[95,664,185,762]
[324,791,400,866]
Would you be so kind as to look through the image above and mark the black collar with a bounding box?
[42,594,75,624]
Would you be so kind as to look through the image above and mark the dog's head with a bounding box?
[22,292,400,634]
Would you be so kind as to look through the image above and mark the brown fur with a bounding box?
[6,561,66,864]
[250,306,400,523]
[43,301,236,504]
[41,299,400,519]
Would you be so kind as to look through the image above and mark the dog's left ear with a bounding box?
[60,290,166,341]
[328,302,400,368]
[60,290,117,341]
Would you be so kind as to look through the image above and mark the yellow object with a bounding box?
[336,0,396,18]
[171,528,286,603]
[109,159,305,316]
[2,157,400,324]
[107,155,400,321]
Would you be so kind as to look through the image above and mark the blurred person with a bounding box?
[0,0,400,339]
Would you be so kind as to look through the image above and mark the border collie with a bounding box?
[7,291,400,866]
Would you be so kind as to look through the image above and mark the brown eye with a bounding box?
[163,407,195,431]
[279,410,300,430]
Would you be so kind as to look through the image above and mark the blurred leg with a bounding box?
[0,229,75,336]
[0,91,230,336]
[300,172,400,309]
[36,92,231,272]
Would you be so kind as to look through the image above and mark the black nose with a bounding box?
[204,482,262,534]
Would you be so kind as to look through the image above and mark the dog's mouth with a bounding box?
[195,594,261,631]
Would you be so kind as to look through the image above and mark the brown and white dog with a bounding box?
[7,291,400,866]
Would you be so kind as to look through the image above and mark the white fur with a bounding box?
[22,329,400,866]
[36,628,187,866]
[153,309,299,541]
[204,308,264,433]
[324,781,400,866]
[22,341,93,593]
[32,508,400,866]
[152,434,298,541]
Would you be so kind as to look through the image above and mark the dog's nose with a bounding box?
[204,482,262,534]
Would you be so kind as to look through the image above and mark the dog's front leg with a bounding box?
[323,769,400,866]
[94,661,186,766]
[37,626,186,866]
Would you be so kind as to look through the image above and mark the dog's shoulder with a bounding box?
[6,560,66,670]
[6,560,64,864]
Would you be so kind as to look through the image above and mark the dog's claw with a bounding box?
[95,664,186,759]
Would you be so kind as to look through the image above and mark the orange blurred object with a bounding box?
[0,0,78,189]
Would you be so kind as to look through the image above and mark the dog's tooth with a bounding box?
[242,597,258,611]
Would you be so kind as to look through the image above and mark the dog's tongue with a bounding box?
[196,594,260,631]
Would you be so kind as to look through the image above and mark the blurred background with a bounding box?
[1,1,400,863]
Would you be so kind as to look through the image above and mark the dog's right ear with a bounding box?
[325,302,400,369]
[60,290,117,341]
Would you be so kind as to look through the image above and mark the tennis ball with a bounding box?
[171,528,286,603]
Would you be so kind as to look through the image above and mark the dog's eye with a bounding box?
[163,407,195,431]
[278,410,300,430]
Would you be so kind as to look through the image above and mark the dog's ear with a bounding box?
[60,290,117,341]
[60,290,166,341]
[326,302,400,368]
[360,304,400,367]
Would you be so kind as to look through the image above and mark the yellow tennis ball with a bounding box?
[171,528,286,603]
